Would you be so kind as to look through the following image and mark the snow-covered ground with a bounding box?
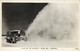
[2,36,78,47]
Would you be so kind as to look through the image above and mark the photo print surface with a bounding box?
[2,3,79,47]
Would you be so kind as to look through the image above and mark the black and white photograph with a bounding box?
[2,2,79,48]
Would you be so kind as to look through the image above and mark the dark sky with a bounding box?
[2,3,47,30]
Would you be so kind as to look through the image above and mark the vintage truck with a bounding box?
[6,30,27,43]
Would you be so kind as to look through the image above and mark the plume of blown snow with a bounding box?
[25,3,79,41]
